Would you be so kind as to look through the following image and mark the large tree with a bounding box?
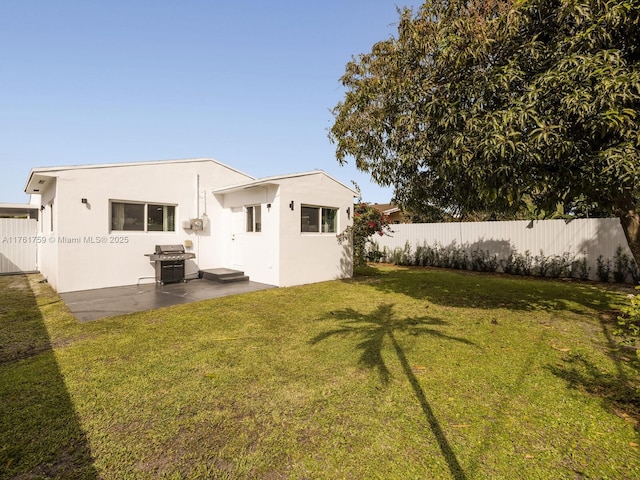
[330,0,640,263]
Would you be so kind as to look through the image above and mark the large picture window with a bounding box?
[301,205,338,233]
[246,205,261,232]
[111,201,175,232]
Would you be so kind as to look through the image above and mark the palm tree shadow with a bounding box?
[311,303,475,480]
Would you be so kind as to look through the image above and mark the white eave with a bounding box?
[24,173,56,195]
[212,170,359,196]
[24,157,254,194]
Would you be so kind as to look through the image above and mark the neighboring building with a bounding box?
[23,158,357,292]
[0,202,39,218]
[371,203,405,224]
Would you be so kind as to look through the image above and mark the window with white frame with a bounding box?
[301,205,338,233]
[111,201,175,232]
[246,205,261,232]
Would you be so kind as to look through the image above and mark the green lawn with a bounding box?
[1,266,639,479]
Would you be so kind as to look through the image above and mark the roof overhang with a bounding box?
[212,170,359,196]
[212,180,279,195]
[24,172,56,195]
[23,157,255,194]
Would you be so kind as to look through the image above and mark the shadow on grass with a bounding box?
[311,303,476,480]
[0,275,98,479]
[546,313,640,436]
[353,265,622,314]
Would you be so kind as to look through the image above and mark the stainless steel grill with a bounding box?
[147,244,196,261]
[145,244,196,284]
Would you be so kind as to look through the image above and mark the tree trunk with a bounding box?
[618,203,640,269]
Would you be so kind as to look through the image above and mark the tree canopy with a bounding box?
[330,0,640,261]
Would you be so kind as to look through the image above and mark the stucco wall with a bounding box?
[214,185,280,286]
[42,160,252,292]
[36,181,59,290]
[33,162,356,292]
[277,174,355,286]
[213,172,356,287]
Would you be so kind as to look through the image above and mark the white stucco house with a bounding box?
[24,158,356,293]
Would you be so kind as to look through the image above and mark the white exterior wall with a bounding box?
[277,175,354,286]
[214,185,280,286]
[37,181,60,290]
[371,218,633,280]
[38,160,252,292]
[28,162,356,292]
[213,172,356,287]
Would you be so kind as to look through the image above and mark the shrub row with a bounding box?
[368,241,639,284]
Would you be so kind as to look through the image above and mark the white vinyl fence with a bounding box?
[369,218,636,282]
[0,218,38,274]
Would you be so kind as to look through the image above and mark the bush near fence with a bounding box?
[366,219,639,284]
[369,241,639,283]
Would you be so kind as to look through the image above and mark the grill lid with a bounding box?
[146,244,195,261]
[155,244,186,254]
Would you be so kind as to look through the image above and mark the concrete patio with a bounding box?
[60,278,276,322]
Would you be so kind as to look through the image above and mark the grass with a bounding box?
[1,265,639,479]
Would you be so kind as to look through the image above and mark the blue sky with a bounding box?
[0,1,422,205]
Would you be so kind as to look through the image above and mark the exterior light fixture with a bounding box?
[289,201,294,211]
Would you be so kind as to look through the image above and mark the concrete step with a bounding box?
[200,268,249,283]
